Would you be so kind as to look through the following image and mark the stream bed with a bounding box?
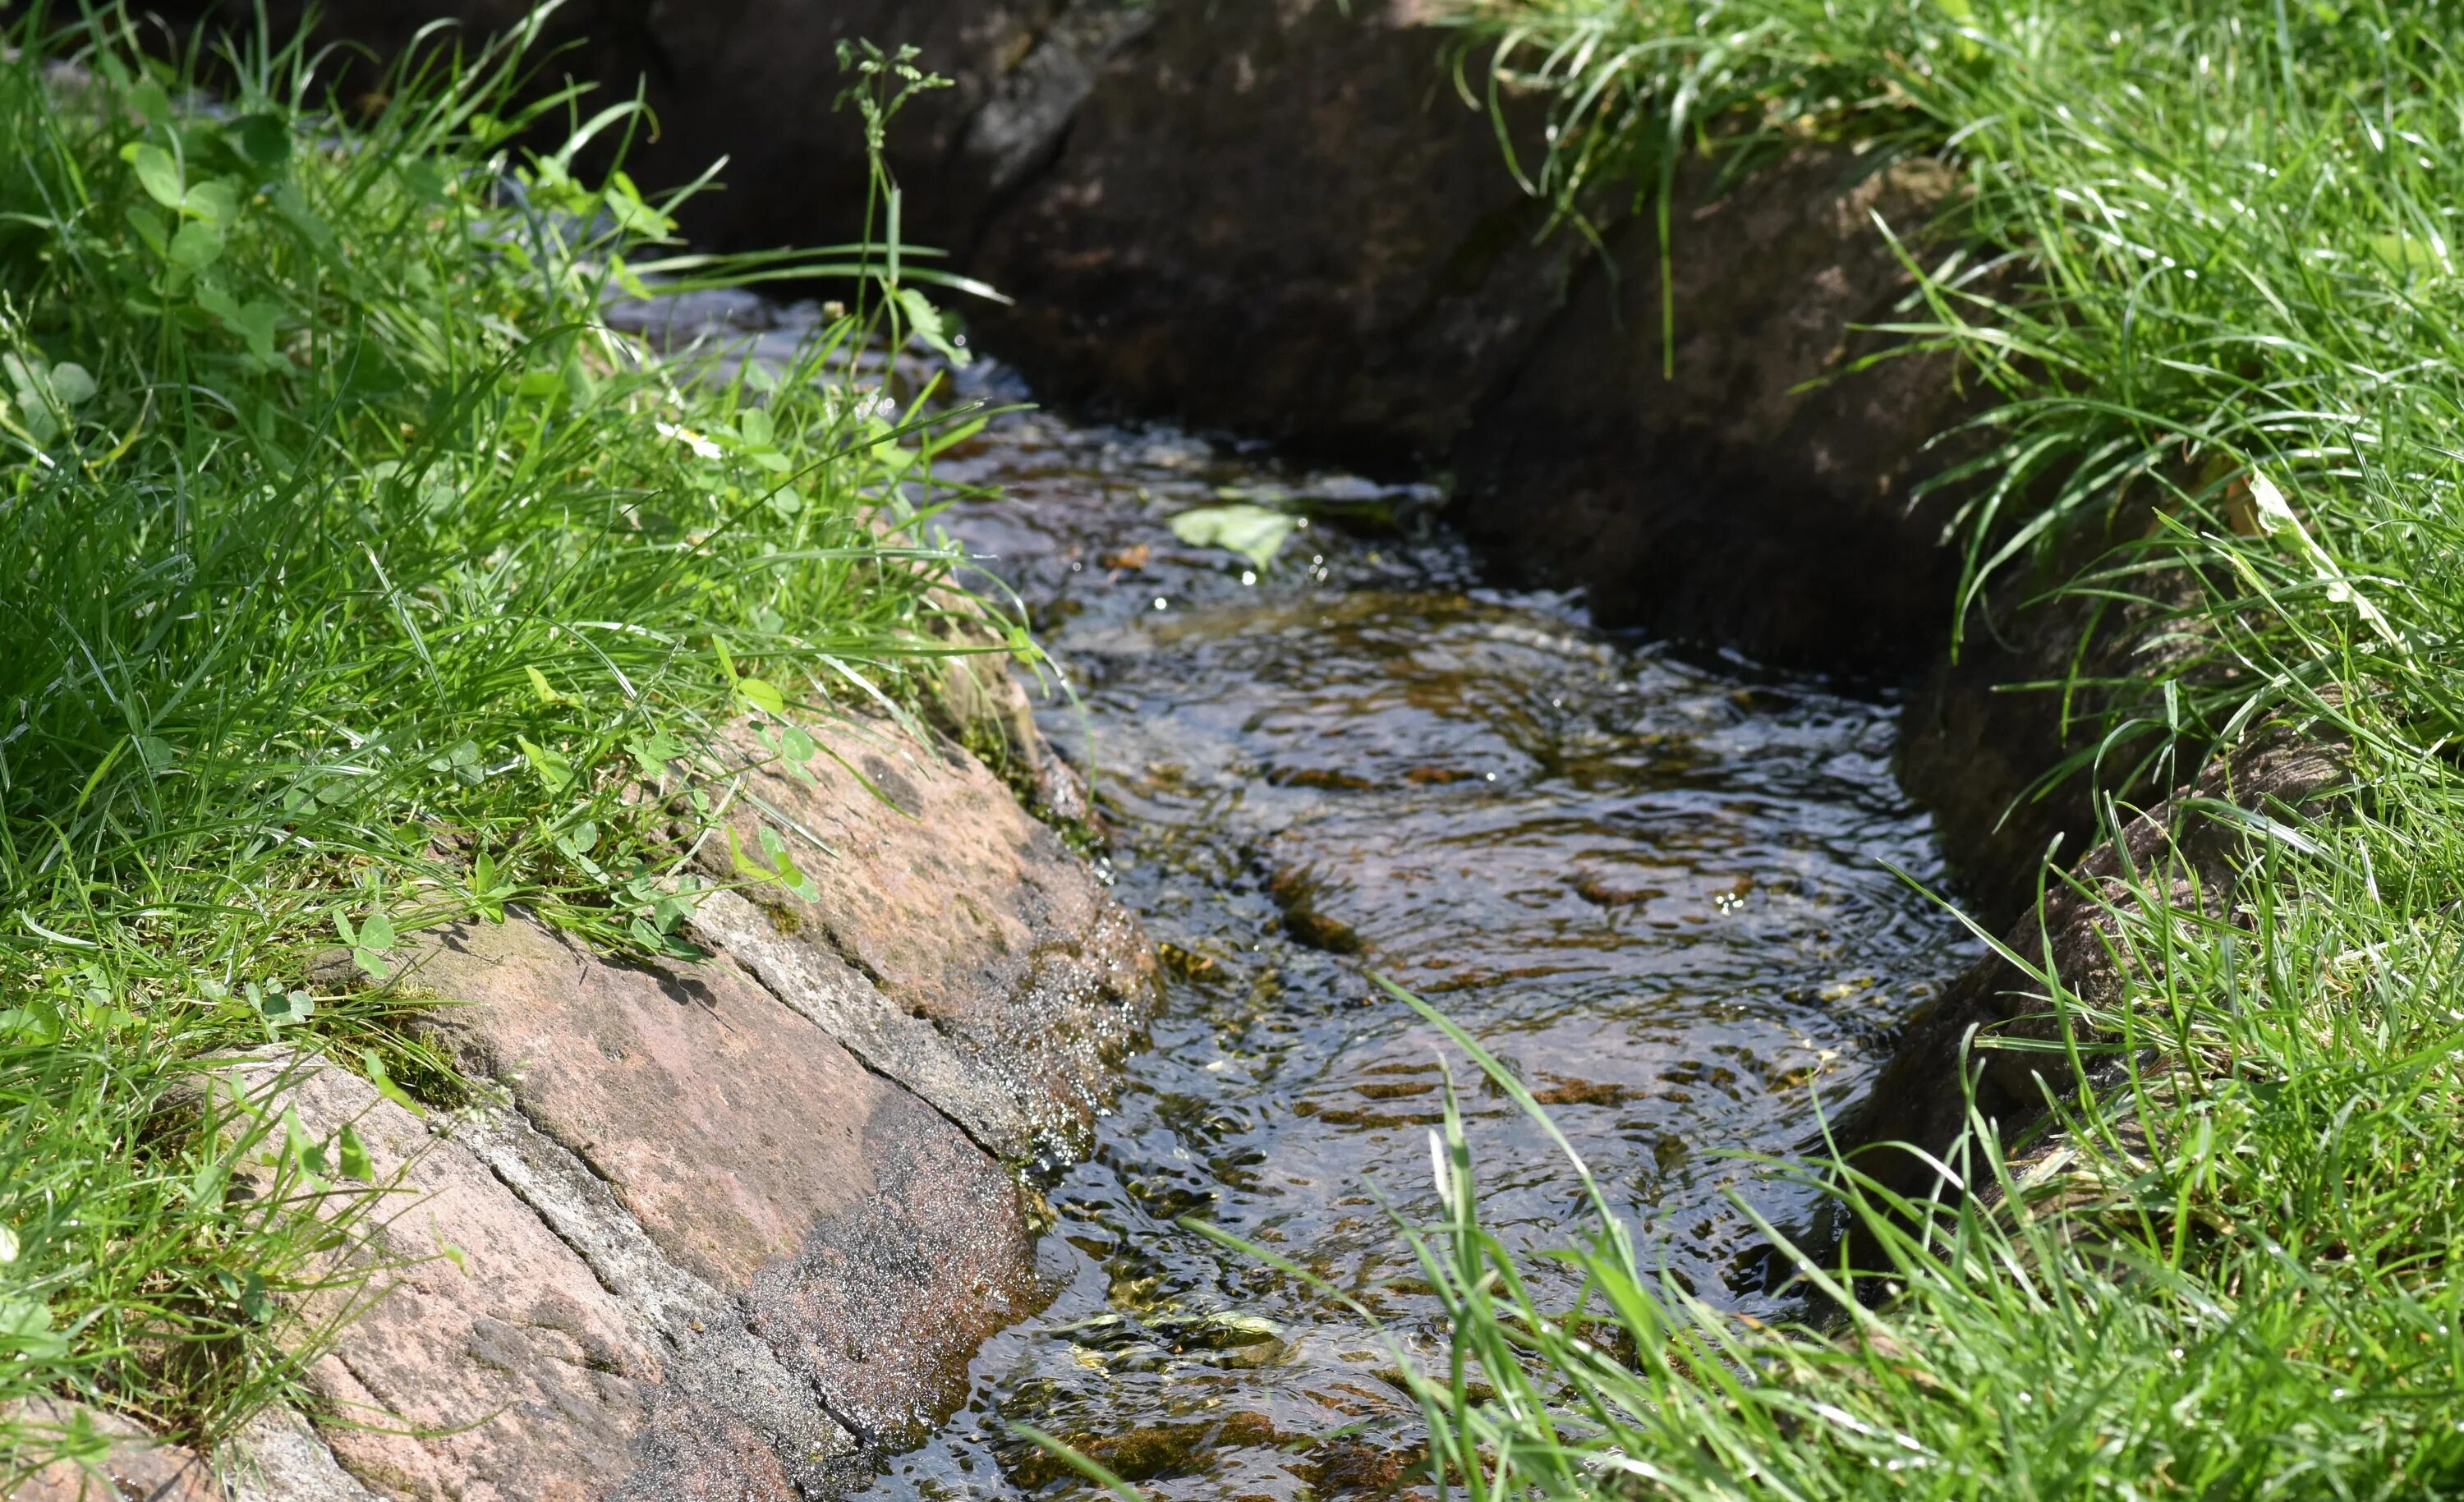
[850,365,1975,1500]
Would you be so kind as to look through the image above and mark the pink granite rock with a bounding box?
[200,717,1150,1495]
[407,916,1043,1447]
[700,716,1154,1149]
[218,1054,816,1502]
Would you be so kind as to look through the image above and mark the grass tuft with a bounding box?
[0,2,995,1463]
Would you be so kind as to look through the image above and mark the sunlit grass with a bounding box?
[0,4,991,1463]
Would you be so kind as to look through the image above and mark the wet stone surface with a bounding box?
[851,365,1974,1500]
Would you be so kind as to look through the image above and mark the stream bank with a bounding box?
[166,0,1979,682]
[160,0,2121,910]
[104,3,2443,1494]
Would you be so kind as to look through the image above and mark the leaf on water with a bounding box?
[1169,503,1297,570]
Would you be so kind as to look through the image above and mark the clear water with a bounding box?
[848,365,1972,1500]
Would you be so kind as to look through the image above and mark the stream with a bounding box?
[622,291,1975,1497]
[848,361,1974,1500]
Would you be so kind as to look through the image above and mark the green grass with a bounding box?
[1349,0,2464,1495]
[0,3,997,1469]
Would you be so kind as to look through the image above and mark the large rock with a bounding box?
[1449,146,1972,671]
[408,916,1043,1452]
[168,710,1152,1499]
[963,0,1575,463]
[214,1049,840,1502]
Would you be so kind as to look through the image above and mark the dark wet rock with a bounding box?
[1006,1412,1283,1490]
[165,0,1973,672]
[963,0,1574,464]
[1840,720,2351,1218]
[1265,866,1366,957]
[1294,1435,1427,1497]
[1449,148,1974,672]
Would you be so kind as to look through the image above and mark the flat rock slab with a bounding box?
[218,1054,820,1502]
[703,717,1154,1151]
[408,916,1042,1446]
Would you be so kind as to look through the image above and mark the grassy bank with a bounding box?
[1382,0,2464,1495]
[0,5,982,1469]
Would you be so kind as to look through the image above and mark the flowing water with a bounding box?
[840,361,1975,1500]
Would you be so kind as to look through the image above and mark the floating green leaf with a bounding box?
[1169,503,1298,570]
